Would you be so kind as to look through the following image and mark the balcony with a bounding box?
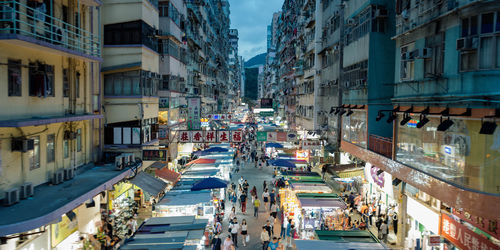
[0,0,101,60]
[368,134,392,159]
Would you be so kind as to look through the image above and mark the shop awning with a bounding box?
[265,142,284,148]
[157,191,212,206]
[269,159,296,168]
[191,177,228,191]
[298,198,346,209]
[129,172,167,197]
[155,168,180,183]
[185,158,216,166]
[183,169,219,176]
[149,161,168,169]
[295,240,386,250]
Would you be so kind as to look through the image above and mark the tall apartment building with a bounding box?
[228,28,241,111]
[270,0,500,248]
[0,0,110,247]
[101,0,160,162]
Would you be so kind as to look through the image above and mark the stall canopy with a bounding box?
[298,198,346,209]
[265,142,284,148]
[155,168,181,183]
[269,159,296,168]
[185,158,216,166]
[191,177,228,191]
[129,172,167,197]
[193,147,229,156]
[158,191,212,206]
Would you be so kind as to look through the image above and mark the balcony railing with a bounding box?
[369,134,393,159]
[0,0,100,58]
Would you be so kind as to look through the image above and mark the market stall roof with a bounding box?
[191,177,228,191]
[265,142,284,148]
[269,159,296,168]
[128,172,167,197]
[157,191,211,206]
[183,169,219,176]
[286,176,323,182]
[298,198,346,209]
[185,158,216,166]
[149,161,168,169]
[155,168,180,183]
[315,230,381,243]
[296,193,340,199]
[290,183,333,193]
[282,171,320,177]
[295,240,386,250]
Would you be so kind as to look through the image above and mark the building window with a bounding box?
[76,129,82,152]
[64,140,69,158]
[46,134,55,163]
[29,62,54,97]
[400,44,415,81]
[8,59,22,96]
[29,136,40,170]
[104,70,159,96]
[63,69,69,97]
[424,33,444,77]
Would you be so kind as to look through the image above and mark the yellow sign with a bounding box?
[51,211,78,247]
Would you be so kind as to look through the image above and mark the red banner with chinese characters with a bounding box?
[452,209,500,240]
[441,213,499,250]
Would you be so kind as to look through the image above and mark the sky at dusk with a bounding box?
[228,0,284,61]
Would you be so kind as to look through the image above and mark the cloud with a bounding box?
[228,0,283,60]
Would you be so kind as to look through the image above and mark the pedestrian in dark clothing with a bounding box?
[348,192,355,208]
[211,233,222,250]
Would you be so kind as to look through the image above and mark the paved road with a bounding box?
[219,159,284,250]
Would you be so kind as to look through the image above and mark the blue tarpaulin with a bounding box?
[191,177,228,191]
[193,147,229,156]
[268,159,296,168]
[265,142,284,148]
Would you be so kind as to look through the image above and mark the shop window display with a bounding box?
[342,110,367,147]
[396,116,500,194]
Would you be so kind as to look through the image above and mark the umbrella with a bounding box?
[268,159,296,168]
[191,177,228,191]
[265,142,284,148]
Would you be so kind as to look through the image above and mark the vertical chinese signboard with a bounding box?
[441,213,498,250]
[187,97,201,130]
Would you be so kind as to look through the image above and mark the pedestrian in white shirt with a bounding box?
[229,218,240,247]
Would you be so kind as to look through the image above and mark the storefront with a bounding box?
[51,196,102,250]
[106,182,138,238]
[296,193,346,239]
[362,163,398,215]
[404,196,441,250]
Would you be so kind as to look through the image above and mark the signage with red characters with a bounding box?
[441,213,499,250]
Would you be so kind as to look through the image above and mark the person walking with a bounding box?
[267,237,282,250]
[229,218,240,248]
[240,192,247,214]
[285,219,292,247]
[254,197,261,217]
[211,233,222,250]
[270,203,278,222]
[222,235,234,250]
[250,186,257,202]
[241,219,248,247]
[269,189,276,210]
[379,221,388,242]
[263,181,268,191]
[264,220,273,238]
[280,215,287,238]
[229,207,236,221]
[262,189,270,211]
[260,226,270,250]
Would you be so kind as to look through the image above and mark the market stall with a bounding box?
[296,194,347,239]
[154,191,214,219]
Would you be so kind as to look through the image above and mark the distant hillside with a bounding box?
[245,53,266,68]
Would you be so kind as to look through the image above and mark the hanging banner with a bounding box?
[277,132,287,142]
[452,209,500,239]
[231,131,243,142]
[257,131,268,142]
[187,97,201,130]
[191,131,204,143]
[204,131,217,143]
[218,131,230,142]
[441,213,499,250]
[267,132,277,142]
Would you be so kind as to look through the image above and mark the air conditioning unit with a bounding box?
[456,37,478,51]
[19,182,34,199]
[11,138,34,152]
[3,188,20,206]
[115,155,124,170]
[52,170,64,185]
[64,131,76,140]
[64,168,75,180]
[124,153,135,166]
